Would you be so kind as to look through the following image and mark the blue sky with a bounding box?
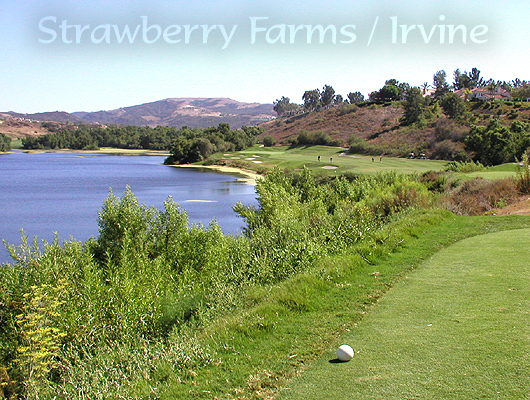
[1,0,529,113]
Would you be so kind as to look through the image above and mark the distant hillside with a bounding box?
[2,98,275,132]
[260,101,530,160]
[7,111,84,124]
[261,104,404,145]
[0,118,74,139]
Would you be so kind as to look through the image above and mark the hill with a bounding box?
[260,100,530,160]
[0,117,75,139]
[1,98,275,135]
[262,104,404,145]
[72,98,274,128]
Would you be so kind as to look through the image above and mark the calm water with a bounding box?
[0,151,257,263]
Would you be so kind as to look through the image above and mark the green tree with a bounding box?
[465,120,511,165]
[0,133,11,152]
[347,91,364,104]
[320,85,335,109]
[440,92,466,119]
[166,136,193,164]
[378,84,400,101]
[511,83,530,101]
[433,70,450,99]
[303,89,321,112]
[402,87,427,125]
[241,126,265,136]
[508,121,530,160]
[273,97,299,117]
[262,135,276,147]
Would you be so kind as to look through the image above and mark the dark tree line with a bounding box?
[273,85,365,117]
[165,124,262,164]
[21,123,263,164]
[22,124,182,151]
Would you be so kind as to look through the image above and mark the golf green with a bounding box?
[280,229,530,399]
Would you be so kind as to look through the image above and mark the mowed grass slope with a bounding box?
[211,145,448,175]
[279,229,530,400]
[209,145,519,179]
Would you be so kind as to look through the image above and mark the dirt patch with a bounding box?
[492,197,530,215]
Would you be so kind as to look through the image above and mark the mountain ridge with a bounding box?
[3,97,275,130]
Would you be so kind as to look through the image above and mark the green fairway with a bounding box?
[279,229,530,399]
[211,145,449,175]
[461,163,520,180]
[210,145,518,179]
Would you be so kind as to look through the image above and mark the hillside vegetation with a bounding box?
[261,100,530,163]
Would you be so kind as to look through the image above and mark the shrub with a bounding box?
[262,135,276,147]
[434,118,469,142]
[429,140,469,161]
[517,150,530,194]
[442,177,519,215]
[443,160,484,173]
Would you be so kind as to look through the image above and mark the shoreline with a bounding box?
[171,164,262,186]
[19,148,171,156]
[10,147,261,185]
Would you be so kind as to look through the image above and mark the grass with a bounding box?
[461,162,520,180]
[148,211,530,398]
[208,145,518,180]
[10,139,23,149]
[279,228,530,399]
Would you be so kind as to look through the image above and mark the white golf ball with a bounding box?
[337,344,354,361]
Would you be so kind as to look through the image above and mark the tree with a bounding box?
[402,87,427,125]
[303,89,321,112]
[166,136,193,164]
[334,94,344,105]
[421,82,431,95]
[273,96,299,117]
[432,70,450,100]
[464,120,511,165]
[468,68,484,87]
[347,91,364,104]
[377,84,400,101]
[241,126,265,136]
[512,83,530,101]
[385,79,409,99]
[453,69,473,90]
[440,93,466,119]
[0,132,11,152]
[508,121,530,160]
[320,85,335,108]
[262,135,276,147]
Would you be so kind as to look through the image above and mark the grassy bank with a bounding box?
[150,212,530,398]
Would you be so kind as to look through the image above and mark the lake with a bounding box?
[0,151,258,264]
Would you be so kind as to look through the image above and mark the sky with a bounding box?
[1,0,529,113]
